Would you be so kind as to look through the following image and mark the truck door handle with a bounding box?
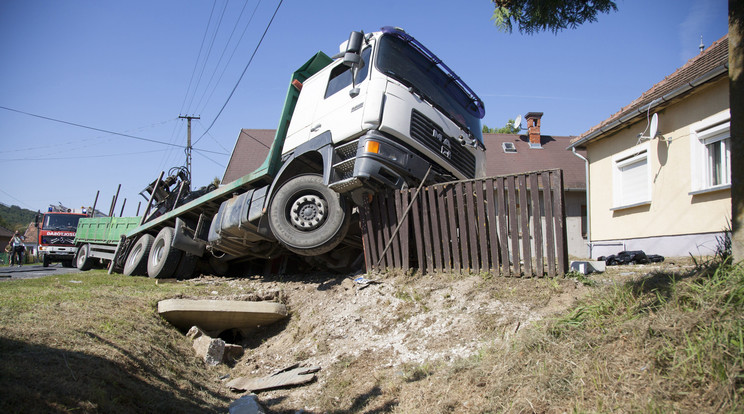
[311,124,321,132]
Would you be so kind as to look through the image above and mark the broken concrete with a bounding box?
[193,335,226,366]
[228,394,265,414]
[570,260,606,275]
[227,365,321,392]
[157,299,288,336]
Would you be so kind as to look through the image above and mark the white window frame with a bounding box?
[689,109,731,195]
[611,142,651,210]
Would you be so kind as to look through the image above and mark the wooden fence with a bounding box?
[359,169,568,277]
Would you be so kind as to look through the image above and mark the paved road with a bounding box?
[0,264,83,281]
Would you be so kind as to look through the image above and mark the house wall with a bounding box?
[586,78,730,258]
[565,191,588,258]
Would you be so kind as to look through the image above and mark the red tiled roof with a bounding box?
[571,34,729,146]
[484,133,586,190]
[221,129,275,184]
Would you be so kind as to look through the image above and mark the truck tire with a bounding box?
[268,174,350,256]
[42,255,50,267]
[62,260,74,268]
[76,244,94,271]
[123,234,154,276]
[147,227,182,279]
[175,253,198,280]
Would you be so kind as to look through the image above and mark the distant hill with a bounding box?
[0,203,37,232]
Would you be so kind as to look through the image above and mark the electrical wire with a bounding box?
[185,0,230,114]
[195,0,283,145]
[194,0,258,115]
[0,106,184,148]
[179,0,218,115]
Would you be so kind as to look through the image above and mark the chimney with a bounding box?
[525,112,543,148]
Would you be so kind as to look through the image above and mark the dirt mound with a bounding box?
[192,271,590,411]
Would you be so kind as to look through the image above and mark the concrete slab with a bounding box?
[570,260,606,274]
[157,299,288,334]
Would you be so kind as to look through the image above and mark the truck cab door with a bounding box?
[310,46,372,144]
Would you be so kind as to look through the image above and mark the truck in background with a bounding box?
[74,27,486,277]
[36,205,88,267]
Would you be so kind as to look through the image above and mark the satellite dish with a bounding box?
[513,115,522,130]
[649,113,658,138]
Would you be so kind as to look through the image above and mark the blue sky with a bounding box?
[0,0,729,214]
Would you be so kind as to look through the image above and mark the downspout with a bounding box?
[572,147,591,258]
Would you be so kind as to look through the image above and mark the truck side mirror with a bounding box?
[343,31,365,97]
[34,212,40,228]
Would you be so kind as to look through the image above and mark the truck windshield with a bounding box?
[375,33,484,144]
[44,214,83,231]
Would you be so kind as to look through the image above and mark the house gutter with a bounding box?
[571,147,591,258]
[567,63,729,149]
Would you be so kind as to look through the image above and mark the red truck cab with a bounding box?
[36,210,88,267]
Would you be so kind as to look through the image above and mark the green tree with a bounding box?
[491,0,617,34]
[483,119,520,134]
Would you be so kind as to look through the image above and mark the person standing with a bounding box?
[9,231,25,267]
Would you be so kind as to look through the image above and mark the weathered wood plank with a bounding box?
[518,174,532,276]
[485,178,500,272]
[506,175,520,276]
[445,184,461,273]
[541,172,556,278]
[387,191,401,268]
[496,177,510,275]
[411,189,425,273]
[436,186,451,273]
[530,174,544,277]
[420,186,434,274]
[475,180,489,272]
[397,189,410,270]
[427,187,443,272]
[465,181,480,274]
[455,182,470,271]
[360,193,375,271]
[552,170,569,275]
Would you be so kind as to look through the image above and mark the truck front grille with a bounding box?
[410,110,476,178]
[41,236,75,246]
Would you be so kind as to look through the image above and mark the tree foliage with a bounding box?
[0,204,37,232]
[491,0,617,34]
[483,119,521,134]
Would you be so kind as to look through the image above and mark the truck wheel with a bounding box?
[76,244,94,271]
[61,259,74,268]
[42,255,50,267]
[175,253,198,280]
[268,174,350,256]
[123,234,154,276]
[147,227,182,279]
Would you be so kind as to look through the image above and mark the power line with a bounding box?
[195,0,284,145]
[179,0,218,115]
[185,0,230,114]
[0,106,184,148]
[195,0,261,115]
[0,149,171,162]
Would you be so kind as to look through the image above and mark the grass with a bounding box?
[384,258,744,413]
[2,257,743,413]
[0,270,232,413]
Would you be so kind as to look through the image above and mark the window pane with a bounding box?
[706,140,722,186]
[620,158,648,205]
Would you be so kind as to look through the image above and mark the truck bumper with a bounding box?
[39,246,77,260]
[330,131,434,195]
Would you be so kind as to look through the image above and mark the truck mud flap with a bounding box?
[173,218,207,257]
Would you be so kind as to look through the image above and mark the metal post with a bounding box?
[179,115,200,191]
[119,198,127,217]
[91,191,99,217]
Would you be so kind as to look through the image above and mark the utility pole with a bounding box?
[178,115,200,190]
